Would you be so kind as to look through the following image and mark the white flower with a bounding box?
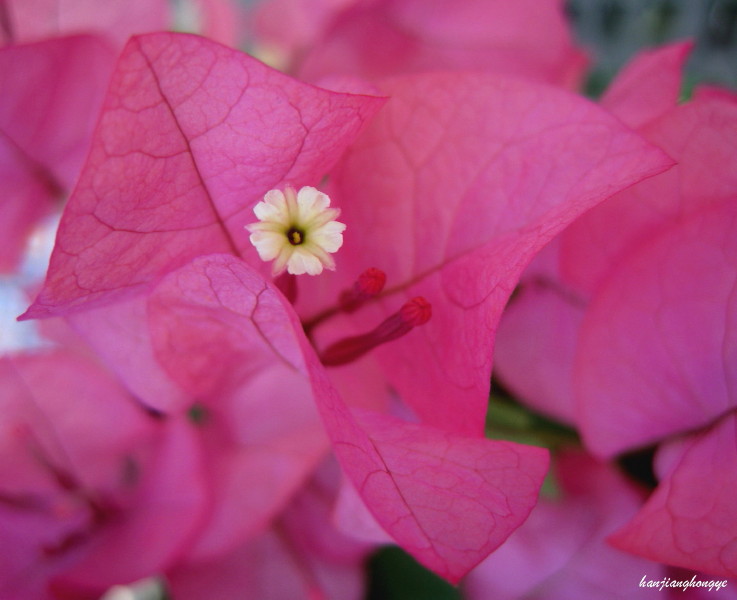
[246,186,346,276]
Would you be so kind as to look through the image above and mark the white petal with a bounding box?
[297,186,330,221]
[245,221,285,234]
[255,190,289,223]
[288,247,324,275]
[283,186,299,221]
[250,231,285,261]
[311,221,346,252]
[305,206,341,229]
[303,242,336,271]
[272,244,295,275]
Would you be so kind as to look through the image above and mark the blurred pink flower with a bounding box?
[494,42,737,579]
[249,0,587,88]
[463,451,669,600]
[0,349,208,600]
[166,459,371,600]
[609,413,737,582]
[0,0,169,48]
[0,35,115,272]
[0,328,344,598]
[0,0,241,49]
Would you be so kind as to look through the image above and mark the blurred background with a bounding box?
[566,0,737,92]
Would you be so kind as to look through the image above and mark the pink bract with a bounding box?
[463,451,668,600]
[65,296,189,414]
[167,462,370,600]
[49,418,207,598]
[0,35,115,271]
[305,71,672,436]
[562,91,737,299]
[146,255,332,562]
[22,32,384,318]
[576,200,737,456]
[57,265,333,567]
[493,42,695,424]
[493,41,737,579]
[600,40,694,130]
[610,414,737,579]
[142,253,549,582]
[494,41,733,428]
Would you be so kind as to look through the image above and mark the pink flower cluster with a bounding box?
[1,0,734,598]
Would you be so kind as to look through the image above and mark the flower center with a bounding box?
[287,227,304,246]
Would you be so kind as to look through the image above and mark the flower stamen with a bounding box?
[287,228,303,246]
[340,267,387,313]
[319,297,432,366]
[302,267,388,335]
